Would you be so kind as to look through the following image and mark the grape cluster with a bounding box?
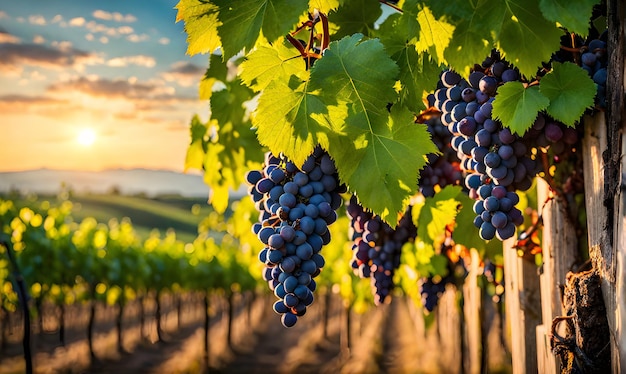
[246,147,344,327]
[346,195,416,305]
[433,54,533,240]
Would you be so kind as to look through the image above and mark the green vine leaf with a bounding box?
[175,0,222,56]
[329,0,382,39]
[184,115,207,171]
[309,34,436,226]
[539,0,599,36]
[330,106,438,227]
[198,80,265,213]
[252,75,330,168]
[443,1,495,77]
[490,0,563,79]
[412,185,463,244]
[240,38,307,92]
[199,53,229,101]
[539,62,597,126]
[415,6,455,65]
[492,81,549,135]
[214,0,308,59]
[377,11,442,112]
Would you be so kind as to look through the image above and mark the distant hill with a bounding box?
[0,168,212,198]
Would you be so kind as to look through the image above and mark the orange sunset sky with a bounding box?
[0,0,209,173]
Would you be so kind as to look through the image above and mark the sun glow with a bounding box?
[77,128,97,147]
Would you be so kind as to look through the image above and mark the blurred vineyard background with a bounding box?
[0,186,512,373]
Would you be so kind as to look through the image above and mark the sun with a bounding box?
[77,128,97,147]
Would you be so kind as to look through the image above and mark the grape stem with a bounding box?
[285,11,329,69]
[379,0,403,13]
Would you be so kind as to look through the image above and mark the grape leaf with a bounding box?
[310,35,398,134]
[329,0,382,39]
[376,10,416,56]
[412,185,462,244]
[443,1,495,77]
[396,49,443,112]
[175,0,222,56]
[185,115,207,171]
[425,0,475,19]
[331,106,438,227]
[252,75,331,168]
[396,0,421,45]
[200,80,265,213]
[199,53,229,101]
[415,6,454,65]
[492,81,549,135]
[539,0,599,36]
[214,0,308,59]
[309,35,438,226]
[239,38,307,92]
[539,62,596,126]
[489,0,563,79]
[376,11,443,112]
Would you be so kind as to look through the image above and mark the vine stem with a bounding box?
[379,0,403,13]
[1,240,33,374]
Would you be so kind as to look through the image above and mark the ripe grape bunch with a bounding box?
[346,195,417,305]
[433,52,532,240]
[431,49,584,241]
[246,147,344,327]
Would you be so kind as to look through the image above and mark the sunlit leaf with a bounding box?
[540,62,596,126]
[492,81,549,135]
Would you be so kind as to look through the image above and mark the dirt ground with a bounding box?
[0,292,511,374]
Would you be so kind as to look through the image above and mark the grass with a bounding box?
[6,192,215,244]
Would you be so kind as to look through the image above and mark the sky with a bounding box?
[0,0,210,172]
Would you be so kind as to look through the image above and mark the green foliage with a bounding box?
[492,82,550,135]
[0,197,260,308]
[540,62,597,126]
[412,186,462,245]
[539,0,599,36]
[177,0,600,226]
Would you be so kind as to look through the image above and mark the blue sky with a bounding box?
[0,0,210,172]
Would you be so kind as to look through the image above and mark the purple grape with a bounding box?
[545,123,563,142]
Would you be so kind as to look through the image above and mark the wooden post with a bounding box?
[582,113,620,371]
[535,179,580,374]
[462,248,481,374]
[503,237,541,374]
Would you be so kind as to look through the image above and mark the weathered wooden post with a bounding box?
[503,236,542,373]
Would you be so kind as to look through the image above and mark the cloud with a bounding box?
[69,17,85,27]
[0,94,72,114]
[0,42,102,72]
[47,76,177,100]
[0,28,20,44]
[161,62,205,87]
[0,11,8,19]
[28,15,46,25]
[92,10,137,23]
[126,33,149,43]
[33,35,45,44]
[107,55,156,68]
[158,37,170,45]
